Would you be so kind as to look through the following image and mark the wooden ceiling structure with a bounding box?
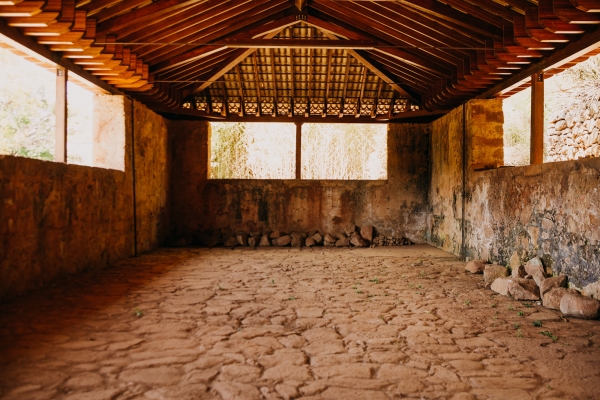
[1,0,600,122]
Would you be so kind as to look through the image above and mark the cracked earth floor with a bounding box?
[1,245,600,400]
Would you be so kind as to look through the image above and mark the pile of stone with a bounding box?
[373,236,414,246]
[546,100,600,162]
[197,225,380,249]
[466,257,600,319]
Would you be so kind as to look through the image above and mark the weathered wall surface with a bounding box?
[429,99,600,288]
[170,121,430,242]
[468,160,600,288]
[547,100,600,162]
[0,98,170,301]
[428,105,464,254]
[133,101,170,253]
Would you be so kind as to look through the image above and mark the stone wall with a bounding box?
[429,98,600,289]
[547,99,600,162]
[0,98,170,301]
[170,121,430,243]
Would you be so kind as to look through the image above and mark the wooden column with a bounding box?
[530,72,544,165]
[295,122,302,179]
[55,67,67,163]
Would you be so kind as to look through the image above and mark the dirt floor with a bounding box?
[1,245,599,400]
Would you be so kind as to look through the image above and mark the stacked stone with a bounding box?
[199,225,380,249]
[467,257,600,319]
[547,100,600,162]
[372,236,414,246]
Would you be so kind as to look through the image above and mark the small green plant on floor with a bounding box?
[532,320,543,327]
[541,331,559,341]
[516,329,523,338]
[287,296,296,301]
[524,303,532,308]
[517,311,524,316]
[464,298,471,306]
[419,271,426,277]
[133,308,144,317]
[356,290,363,294]
[508,305,514,311]
[513,323,521,329]
[417,284,422,289]
[369,278,380,284]
[491,303,497,308]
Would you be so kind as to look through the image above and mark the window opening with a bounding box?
[301,123,387,180]
[0,41,56,161]
[210,122,295,179]
[503,54,600,166]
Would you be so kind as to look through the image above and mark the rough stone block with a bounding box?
[248,237,257,248]
[236,233,248,246]
[335,237,350,247]
[539,275,567,296]
[465,260,486,274]
[350,233,367,247]
[259,235,271,246]
[511,265,526,279]
[305,237,315,247]
[290,232,303,248]
[484,264,508,284]
[312,233,323,245]
[524,257,547,287]
[560,293,600,319]
[543,288,569,310]
[276,235,292,247]
[507,278,540,301]
[490,278,510,296]
[224,236,238,247]
[360,225,374,243]
[270,231,283,239]
[324,234,336,243]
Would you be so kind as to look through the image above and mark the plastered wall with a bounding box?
[429,99,600,289]
[0,98,170,301]
[169,120,430,242]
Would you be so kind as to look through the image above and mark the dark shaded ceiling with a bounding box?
[1,0,600,122]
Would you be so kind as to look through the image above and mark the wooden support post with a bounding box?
[295,122,302,179]
[55,67,67,163]
[530,72,544,165]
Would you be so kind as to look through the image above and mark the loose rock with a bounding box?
[276,235,292,247]
[539,275,567,296]
[490,278,510,296]
[335,237,350,247]
[290,232,303,248]
[236,233,248,246]
[543,287,570,310]
[360,225,374,243]
[248,237,257,248]
[465,260,485,274]
[259,235,271,246]
[224,237,238,247]
[324,234,336,243]
[507,278,540,300]
[312,233,323,245]
[305,237,315,247]
[270,231,283,240]
[511,265,526,279]
[525,257,547,287]
[484,264,508,284]
[560,293,600,319]
[350,233,367,247]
